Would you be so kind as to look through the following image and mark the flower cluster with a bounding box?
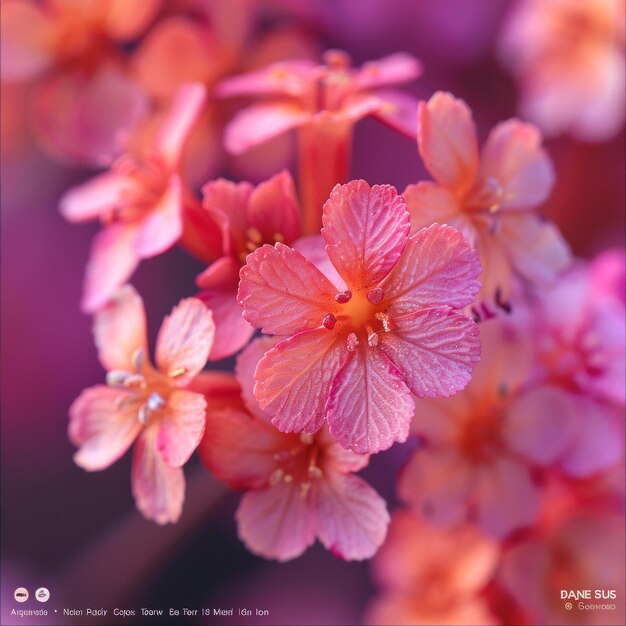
[7,1,623,624]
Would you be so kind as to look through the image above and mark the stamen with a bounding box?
[367,287,384,304]
[269,469,284,486]
[107,370,131,387]
[132,348,145,372]
[346,333,360,352]
[375,312,394,332]
[245,241,257,252]
[246,227,263,244]
[146,391,165,412]
[283,474,293,483]
[366,326,379,347]
[273,232,284,243]
[495,287,512,314]
[300,432,314,445]
[168,367,187,379]
[322,313,337,330]
[308,466,323,479]
[138,404,149,425]
[335,290,352,304]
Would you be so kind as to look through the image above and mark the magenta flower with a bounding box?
[69,285,215,524]
[405,91,571,312]
[238,180,481,454]
[196,170,301,360]
[217,50,421,234]
[200,337,389,562]
[60,83,206,313]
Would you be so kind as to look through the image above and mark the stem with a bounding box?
[298,120,353,236]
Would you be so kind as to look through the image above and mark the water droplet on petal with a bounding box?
[346,333,360,352]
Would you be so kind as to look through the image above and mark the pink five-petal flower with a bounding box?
[217,50,421,234]
[69,285,215,524]
[405,91,571,314]
[398,317,585,539]
[199,337,389,562]
[196,170,301,360]
[60,83,206,313]
[238,180,481,454]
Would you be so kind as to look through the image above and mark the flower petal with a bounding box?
[93,284,148,372]
[503,386,577,466]
[314,472,389,561]
[402,181,462,234]
[382,223,481,314]
[293,235,346,290]
[104,0,162,40]
[380,307,480,398]
[322,180,410,290]
[236,482,316,562]
[235,335,278,422]
[196,257,254,360]
[256,329,348,434]
[155,297,215,385]
[355,53,422,90]
[69,386,141,471]
[223,101,310,155]
[418,92,479,193]
[134,174,183,258]
[247,170,301,245]
[370,89,419,138]
[156,390,206,467]
[200,406,288,490]
[154,82,206,169]
[131,428,185,524]
[326,346,414,454]
[497,214,571,286]
[81,223,140,313]
[480,119,554,210]
[238,243,338,335]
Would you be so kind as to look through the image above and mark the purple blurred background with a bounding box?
[1,1,624,624]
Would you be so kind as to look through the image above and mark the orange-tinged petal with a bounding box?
[354,53,422,90]
[418,91,479,194]
[155,298,214,385]
[402,181,462,234]
[104,0,162,41]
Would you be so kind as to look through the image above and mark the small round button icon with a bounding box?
[14,588,28,602]
[35,588,50,603]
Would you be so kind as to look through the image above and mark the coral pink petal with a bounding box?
[418,92,479,193]
[315,472,389,561]
[156,390,206,467]
[59,172,135,223]
[200,407,287,490]
[503,386,578,466]
[236,482,316,562]
[154,83,206,169]
[370,89,420,138]
[317,428,370,473]
[247,170,301,245]
[134,175,183,258]
[559,400,624,477]
[480,119,554,210]
[196,256,253,360]
[355,53,422,90]
[402,181,461,234]
[322,181,410,289]
[0,0,53,81]
[255,329,348,434]
[104,0,162,40]
[498,214,571,286]
[293,235,346,290]
[81,223,140,313]
[383,223,481,314]
[155,298,215,385]
[69,386,141,471]
[326,346,414,454]
[475,458,539,538]
[223,101,310,155]
[201,178,253,257]
[131,429,185,524]
[238,243,338,335]
[380,307,480,398]
[235,336,278,422]
[93,284,148,371]
[215,61,316,98]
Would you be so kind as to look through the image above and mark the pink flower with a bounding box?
[217,50,421,234]
[69,285,215,524]
[60,83,206,313]
[365,510,499,626]
[199,337,389,561]
[196,170,301,360]
[1,0,161,165]
[238,179,481,454]
[405,91,570,313]
[399,318,583,538]
[498,0,625,141]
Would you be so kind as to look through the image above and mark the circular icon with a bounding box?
[565,602,573,610]
[14,588,28,602]
[35,588,50,603]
